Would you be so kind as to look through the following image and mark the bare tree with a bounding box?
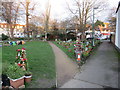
[59,17,77,34]
[0,1,20,38]
[43,1,51,41]
[107,7,116,32]
[51,19,59,35]
[29,15,44,38]
[67,0,107,35]
[20,0,37,38]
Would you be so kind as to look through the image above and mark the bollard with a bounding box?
[77,53,81,61]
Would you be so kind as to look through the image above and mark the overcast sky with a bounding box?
[30,0,120,22]
[1,0,120,23]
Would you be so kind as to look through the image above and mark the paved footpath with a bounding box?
[61,41,120,88]
[49,42,79,87]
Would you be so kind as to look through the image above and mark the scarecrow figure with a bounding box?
[16,48,27,70]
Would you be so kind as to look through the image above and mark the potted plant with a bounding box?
[88,45,92,51]
[6,64,25,88]
[15,48,32,83]
[68,47,72,52]
[24,71,32,83]
[82,51,89,59]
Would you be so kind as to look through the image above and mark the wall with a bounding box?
[115,7,120,49]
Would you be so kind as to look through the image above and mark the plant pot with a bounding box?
[9,76,24,88]
[24,75,32,83]
[87,50,91,53]
[66,46,69,49]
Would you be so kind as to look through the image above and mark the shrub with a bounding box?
[6,64,25,79]
[2,33,9,40]
[24,71,32,76]
[15,37,25,40]
[2,62,10,75]
[82,51,89,58]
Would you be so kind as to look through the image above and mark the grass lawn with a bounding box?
[0,47,2,75]
[2,41,56,88]
[52,41,76,60]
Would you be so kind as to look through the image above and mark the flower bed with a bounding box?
[53,39,101,66]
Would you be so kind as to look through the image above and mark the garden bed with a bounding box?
[52,41,76,60]
[52,39,102,66]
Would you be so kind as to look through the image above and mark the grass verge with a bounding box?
[52,41,76,60]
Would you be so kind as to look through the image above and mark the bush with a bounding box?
[6,64,25,79]
[2,62,10,75]
[14,37,25,40]
[24,71,32,76]
[2,33,9,40]
[82,51,89,58]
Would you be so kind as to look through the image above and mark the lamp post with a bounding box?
[26,0,30,38]
[92,7,98,46]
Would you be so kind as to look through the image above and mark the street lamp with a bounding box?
[92,7,98,46]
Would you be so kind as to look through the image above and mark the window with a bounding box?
[12,26,14,28]
[17,26,19,29]
[20,26,22,28]
[1,25,3,28]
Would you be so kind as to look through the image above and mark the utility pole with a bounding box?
[92,8,95,46]
[92,7,98,46]
[26,0,30,38]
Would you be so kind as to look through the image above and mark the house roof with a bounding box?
[116,1,120,13]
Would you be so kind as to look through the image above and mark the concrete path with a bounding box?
[49,42,79,87]
[61,41,119,88]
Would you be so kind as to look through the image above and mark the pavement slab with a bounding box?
[61,79,103,88]
[61,41,119,88]
[49,42,79,87]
